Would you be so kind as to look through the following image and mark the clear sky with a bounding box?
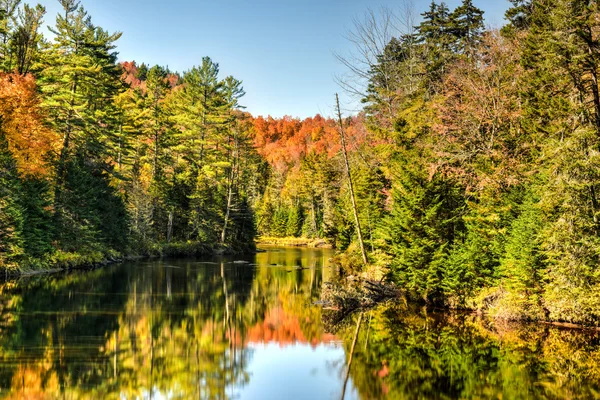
[35,0,510,118]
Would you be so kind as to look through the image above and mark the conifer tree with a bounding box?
[39,0,126,250]
[0,0,21,69]
[448,0,484,56]
[8,3,45,74]
[416,1,453,93]
[504,0,533,34]
[220,76,245,243]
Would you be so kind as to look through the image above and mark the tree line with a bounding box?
[0,0,264,271]
[251,0,600,325]
[332,0,600,326]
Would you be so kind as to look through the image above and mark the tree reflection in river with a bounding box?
[330,304,600,399]
[0,247,599,399]
[0,247,344,399]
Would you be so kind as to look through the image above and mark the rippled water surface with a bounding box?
[0,246,599,399]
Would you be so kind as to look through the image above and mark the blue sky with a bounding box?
[35,0,510,118]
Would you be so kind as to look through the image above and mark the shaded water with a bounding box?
[0,246,598,399]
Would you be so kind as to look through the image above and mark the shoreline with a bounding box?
[321,278,600,333]
[2,241,256,280]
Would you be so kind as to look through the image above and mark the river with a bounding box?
[0,246,598,399]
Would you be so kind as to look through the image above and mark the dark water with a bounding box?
[0,246,599,399]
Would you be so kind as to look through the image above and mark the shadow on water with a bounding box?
[0,247,599,399]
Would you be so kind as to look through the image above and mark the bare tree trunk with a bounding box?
[335,94,368,265]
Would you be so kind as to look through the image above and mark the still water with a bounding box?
[0,246,599,399]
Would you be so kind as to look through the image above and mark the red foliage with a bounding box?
[252,114,366,172]
[121,61,143,89]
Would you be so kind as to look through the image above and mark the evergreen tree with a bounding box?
[448,0,485,56]
[8,3,45,74]
[19,177,54,259]
[38,0,127,253]
[136,62,148,80]
[416,1,453,93]
[272,207,288,238]
[0,0,21,70]
[503,0,533,34]
[498,198,545,319]
[379,152,465,303]
[286,203,304,237]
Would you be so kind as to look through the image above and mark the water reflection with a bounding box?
[331,305,600,400]
[0,247,351,399]
[0,247,599,399]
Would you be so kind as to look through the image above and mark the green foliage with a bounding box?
[379,156,465,303]
[448,0,485,54]
[337,304,600,399]
[0,2,261,271]
[496,198,545,319]
[271,207,288,238]
[55,153,128,253]
[0,130,24,270]
[19,177,54,258]
[286,203,304,237]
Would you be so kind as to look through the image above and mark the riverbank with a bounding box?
[256,236,332,248]
[4,241,256,278]
[323,274,600,332]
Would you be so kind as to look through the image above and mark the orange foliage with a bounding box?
[122,61,140,86]
[245,305,337,347]
[0,73,59,176]
[252,114,366,172]
[121,61,179,92]
[6,364,59,400]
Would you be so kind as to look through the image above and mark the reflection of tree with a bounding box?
[332,305,600,399]
[0,249,337,398]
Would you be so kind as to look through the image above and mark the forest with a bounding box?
[1,0,600,326]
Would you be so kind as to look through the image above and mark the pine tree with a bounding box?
[448,0,485,56]
[272,207,288,238]
[220,76,246,243]
[286,203,304,237]
[0,0,21,70]
[19,177,53,258]
[503,0,533,34]
[379,153,464,303]
[38,0,127,252]
[175,57,225,171]
[416,1,453,93]
[8,3,45,74]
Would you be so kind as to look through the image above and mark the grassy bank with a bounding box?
[256,236,332,248]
